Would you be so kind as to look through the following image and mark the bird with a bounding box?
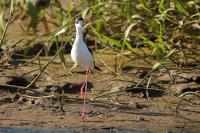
[71,17,101,118]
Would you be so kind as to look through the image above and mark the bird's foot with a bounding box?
[80,112,86,119]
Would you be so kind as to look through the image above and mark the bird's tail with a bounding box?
[94,65,101,71]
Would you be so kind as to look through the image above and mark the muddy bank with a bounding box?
[0,52,200,133]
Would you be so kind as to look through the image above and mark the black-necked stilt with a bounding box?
[71,18,101,118]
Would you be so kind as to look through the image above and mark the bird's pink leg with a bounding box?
[80,81,86,99]
[81,70,90,118]
[80,70,89,98]
[81,77,88,118]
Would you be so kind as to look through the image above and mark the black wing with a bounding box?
[83,38,93,55]
[83,39,101,71]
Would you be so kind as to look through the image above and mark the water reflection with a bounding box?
[0,128,70,133]
[0,127,153,133]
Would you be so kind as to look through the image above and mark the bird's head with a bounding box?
[75,17,84,27]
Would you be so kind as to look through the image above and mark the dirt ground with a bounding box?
[0,50,200,133]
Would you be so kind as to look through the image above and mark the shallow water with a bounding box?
[0,128,69,133]
[0,127,154,133]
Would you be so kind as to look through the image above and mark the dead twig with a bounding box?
[162,66,175,84]
[90,86,163,101]
[0,12,16,46]
[18,68,39,76]
[0,84,26,89]
[0,36,73,96]
[22,93,55,99]
[175,91,200,115]
[90,49,177,101]
[146,75,152,99]
[25,36,73,88]
[0,38,24,55]
[22,48,43,66]
[97,54,118,75]
[0,84,47,96]
[90,68,155,101]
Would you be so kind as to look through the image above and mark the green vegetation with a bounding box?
[1,0,199,65]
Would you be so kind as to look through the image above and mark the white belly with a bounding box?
[71,40,94,69]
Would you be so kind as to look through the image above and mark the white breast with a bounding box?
[71,39,94,70]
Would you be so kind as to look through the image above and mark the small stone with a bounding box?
[11,93,20,101]
[139,117,145,121]
[27,99,35,106]
[136,116,145,122]
[110,82,132,93]
[41,86,51,93]
[17,96,27,103]
[166,130,174,133]
[34,99,45,105]
[135,103,143,109]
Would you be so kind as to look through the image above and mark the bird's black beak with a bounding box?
[75,17,84,24]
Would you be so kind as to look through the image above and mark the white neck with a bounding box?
[75,25,84,41]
